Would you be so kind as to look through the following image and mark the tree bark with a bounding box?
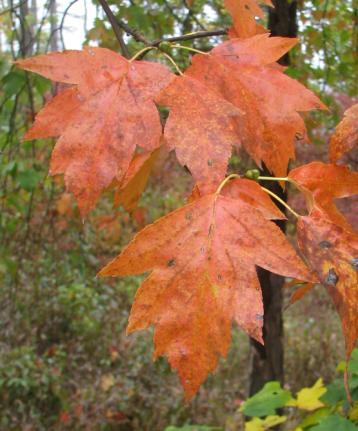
[19,0,34,56]
[249,0,298,396]
[49,0,59,52]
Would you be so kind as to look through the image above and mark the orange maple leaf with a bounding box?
[289,162,358,233]
[289,161,358,361]
[297,215,358,361]
[155,75,243,194]
[114,148,161,212]
[184,34,326,182]
[16,47,174,216]
[225,0,273,38]
[99,179,315,399]
[284,279,316,306]
[329,103,358,163]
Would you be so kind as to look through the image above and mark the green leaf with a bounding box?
[322,375,358,405]
[310,415,358,431]
[298,407,332,429]
[240,382,293,417]
[18,169,42,191]
[1,70,26,96]
[349,350,358,374]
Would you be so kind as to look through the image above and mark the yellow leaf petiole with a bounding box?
[170,44,208,56]
[258,176,293,183]
[129,46,157,62]
[159,52,183,75]
[260,186,300,218]
[215,174,241,195]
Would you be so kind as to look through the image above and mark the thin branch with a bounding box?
[0,0,26,16]
[97,0,130,58]
[115,17,151,45]
[59,0,79,49]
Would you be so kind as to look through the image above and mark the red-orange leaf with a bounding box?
[185,36,325,179]
[212,33,298,66]
[297,215,358,360]
[16,47,174,215]
[114,148,161,212]
[329,103,358,163]
[289,162,358,233]
[156,75,243,194]
[224,0,273,39]
[284,279,316,306]
[99,178,315,399]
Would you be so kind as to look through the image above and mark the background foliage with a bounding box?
[0,0,357,429]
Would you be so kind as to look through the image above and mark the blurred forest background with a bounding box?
[0,0,357,429]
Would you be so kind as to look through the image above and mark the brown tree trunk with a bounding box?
[249,0,298,396]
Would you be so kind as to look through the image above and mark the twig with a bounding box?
[115,18,151,45]
[59,0,79,50]
[97,0,130,58]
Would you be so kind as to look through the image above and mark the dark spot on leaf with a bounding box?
[200,246,205,254]
[64,73,70,79]
[217,274,222,281]
[351,258,358,270]
[167,258,176,267]
[319,240,332,249]
[326,268,339,286]
[244,3,250,9]
[207,159,213,167]
[185,211,192,220]
[208,224,214,236]
[255,314,264,321]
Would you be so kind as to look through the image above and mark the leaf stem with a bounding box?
[129,46,156,62]
[171,44,208,55]
[258,176,292,183]
[260,187,300,218]
[159,52,183,75]
[151,29,228,46]
[216,174,241,195]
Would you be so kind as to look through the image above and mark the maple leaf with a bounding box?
[16,47,174,215]
[289,163,358,360]
[185,34,326,181]
[297,215,358,360]
[288,162,358,233]
[114,148,161,212]
[287,378,327,411]
[224,0,273,39]
[99,178,315,399]
[155,75,243,194]
[284,279,316,306]
[329,103,358,163]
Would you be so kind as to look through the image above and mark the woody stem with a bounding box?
[97,0,130,58]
